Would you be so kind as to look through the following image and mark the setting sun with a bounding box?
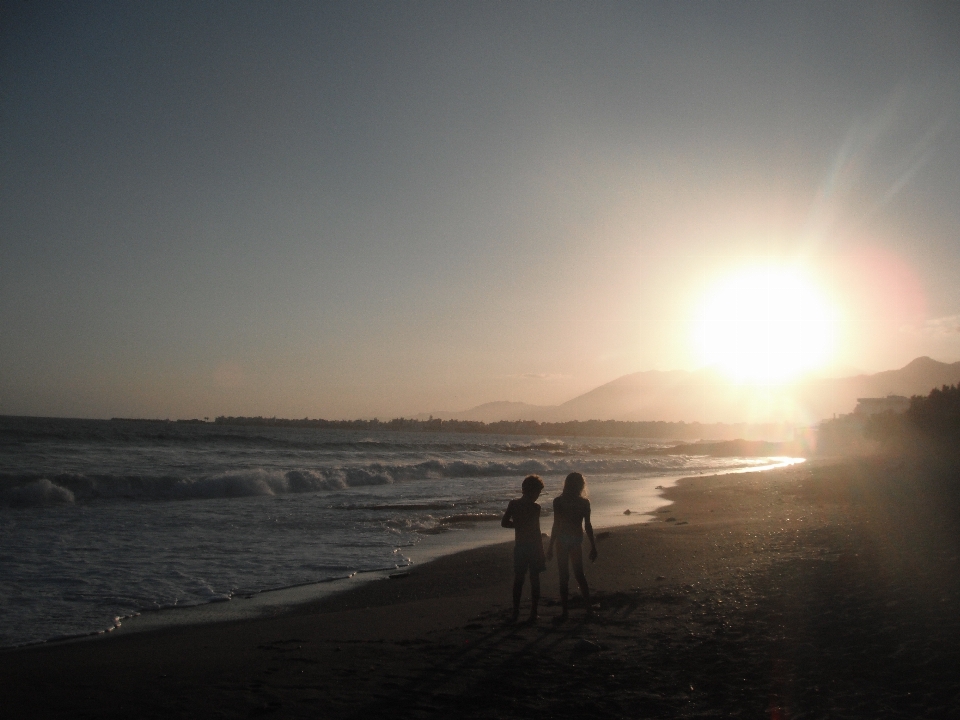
[693,265,837,384]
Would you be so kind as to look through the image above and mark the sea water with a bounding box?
[0,416,795,647]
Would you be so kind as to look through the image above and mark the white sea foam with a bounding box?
[0,454,743,508]
[4,478,75,507]
[0,417,794,647]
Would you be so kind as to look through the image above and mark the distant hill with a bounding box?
[794,357,960,423]
[431,357,960,425]
[555,368,733,423]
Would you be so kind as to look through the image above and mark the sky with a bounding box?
[3,1,960,420]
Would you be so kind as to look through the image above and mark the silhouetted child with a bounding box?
[501,474,546,623]
[546,471,597,621]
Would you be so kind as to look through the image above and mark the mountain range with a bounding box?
[422,357,960,425]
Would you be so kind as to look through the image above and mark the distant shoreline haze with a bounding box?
[418,357,960,426]
[6,358,958,434]
[206,416,798,442]
[191,356,960,432]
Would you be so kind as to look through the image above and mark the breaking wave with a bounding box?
[4,478,76,507]
[0,453,748,508]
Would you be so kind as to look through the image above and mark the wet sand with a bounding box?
[3,457,960,718]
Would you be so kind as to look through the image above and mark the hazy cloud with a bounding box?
[908,315,960,336]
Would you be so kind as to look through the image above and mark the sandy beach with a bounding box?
[4,457,960,719]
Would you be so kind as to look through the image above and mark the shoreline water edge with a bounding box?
[98,457,805,643]
[5,455,959,719]
[0,416,801,648]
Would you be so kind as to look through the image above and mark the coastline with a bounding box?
[37,459,800,643]
[4,456,958,718]
[1,416,802,650]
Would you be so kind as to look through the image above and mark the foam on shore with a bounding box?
[112,459,802,638]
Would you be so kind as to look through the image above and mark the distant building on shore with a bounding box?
[854,395,910,415]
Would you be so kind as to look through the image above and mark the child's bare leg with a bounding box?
[557,549,570,618]
[512,570,526,620]
[528,572,540,621]
[570,547,591,611]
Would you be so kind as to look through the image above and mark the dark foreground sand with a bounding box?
[4,458,960,719]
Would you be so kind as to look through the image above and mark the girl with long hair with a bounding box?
[545,472,597,621]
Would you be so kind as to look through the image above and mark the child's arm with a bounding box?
[584,501,598,562]
[501,500,516,528]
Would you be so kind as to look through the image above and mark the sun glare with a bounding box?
[693,265,836,384]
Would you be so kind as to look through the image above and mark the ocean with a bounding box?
[0,416,798,647]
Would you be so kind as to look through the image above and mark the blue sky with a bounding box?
[3,2,960,419]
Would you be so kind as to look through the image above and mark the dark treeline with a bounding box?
[817,385,960,457]
[865,385,960,509]
[213,415,791,441]
[865,384,960,451]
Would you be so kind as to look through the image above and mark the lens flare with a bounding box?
[693,265,836,383]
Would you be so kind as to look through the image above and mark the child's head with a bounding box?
[521,474,544,498]
[561,472,587,498]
